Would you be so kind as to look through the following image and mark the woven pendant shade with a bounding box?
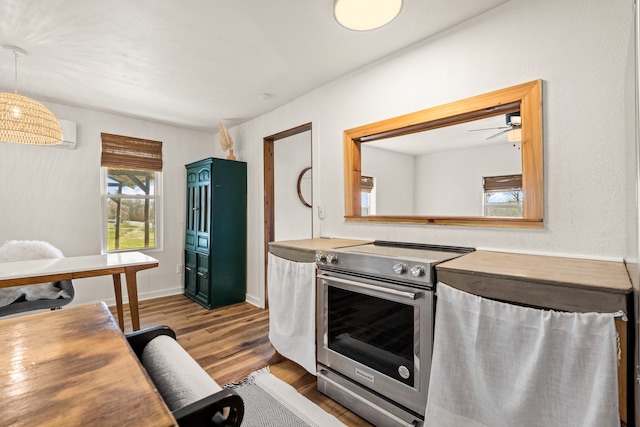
[0,92,62,145]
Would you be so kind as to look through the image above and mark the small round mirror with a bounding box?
[297,167,312,208]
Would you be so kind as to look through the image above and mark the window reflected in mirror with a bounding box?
[361,176,374,215]
[482,174,523,217]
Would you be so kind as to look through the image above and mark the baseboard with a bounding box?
[71,287,259,310]
[100,286,184,307]
[245,294,263,309]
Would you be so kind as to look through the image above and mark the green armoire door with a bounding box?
[184,158,247,309]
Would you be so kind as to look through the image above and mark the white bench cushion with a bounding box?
[141,335,222,411]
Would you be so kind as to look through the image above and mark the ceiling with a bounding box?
[366,113,520,155]
[0,0,509,132]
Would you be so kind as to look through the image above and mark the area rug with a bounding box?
[225,367,346,427]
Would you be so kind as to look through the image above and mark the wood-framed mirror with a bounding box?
[344,80,543,228]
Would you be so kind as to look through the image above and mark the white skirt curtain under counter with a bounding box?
[267,253,317,375]
[425,282,621,427]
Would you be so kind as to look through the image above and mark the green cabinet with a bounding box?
[184,158,247,309]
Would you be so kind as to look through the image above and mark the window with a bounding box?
[361,175,375,215]
[483,174,523,217]
[101,133,163,252]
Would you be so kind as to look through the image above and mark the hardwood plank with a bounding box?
[110,295,374,427]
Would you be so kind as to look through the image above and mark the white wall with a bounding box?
[415,143,522,216]
[625,2,639,422]
[0,102,218,307]
[361,145,415,215]
[362,141,520,217]
[0,0,634,310]
[234,0,635,307]
[274,131,312,241]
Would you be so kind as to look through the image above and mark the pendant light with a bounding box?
[334,0,403,31]
[0,45,62,145]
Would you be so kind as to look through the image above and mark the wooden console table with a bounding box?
[0,251,158,331]
[0,302,176,426]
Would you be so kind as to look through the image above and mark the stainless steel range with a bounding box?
[316,241,473,427]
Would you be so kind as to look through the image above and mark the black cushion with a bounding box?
[0,280,75,316]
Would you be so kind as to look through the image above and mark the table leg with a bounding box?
[112,274,125,331]
[124,267,141,331]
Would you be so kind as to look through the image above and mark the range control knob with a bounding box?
[393,263,408,274]
[315,252,327,262]
[410,265,426,277]
[326,254,338,263]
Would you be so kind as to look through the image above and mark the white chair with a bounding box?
[0,240,75,316]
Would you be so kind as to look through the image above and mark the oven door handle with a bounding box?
[317,274,417,300]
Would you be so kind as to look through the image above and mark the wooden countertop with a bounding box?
[436,250,632,313]
[269,238,372,262]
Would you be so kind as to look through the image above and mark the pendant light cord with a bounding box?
[13,50,18,94]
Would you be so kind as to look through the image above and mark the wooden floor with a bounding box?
[110,294,373,427]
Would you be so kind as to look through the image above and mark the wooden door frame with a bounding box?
[263,122,312,308]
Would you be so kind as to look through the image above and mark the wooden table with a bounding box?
[0,302,176,426]
[0,252,158,331]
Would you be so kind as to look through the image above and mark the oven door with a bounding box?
[316,270,433,416]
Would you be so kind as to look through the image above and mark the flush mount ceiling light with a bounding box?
[0,45,62,145]
[334,0,403,31]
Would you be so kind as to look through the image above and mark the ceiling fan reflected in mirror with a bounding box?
[470,112,521,140]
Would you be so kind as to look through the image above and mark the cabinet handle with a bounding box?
[192,207,199,211]
[197,272,205,277]
[185,266,192,272]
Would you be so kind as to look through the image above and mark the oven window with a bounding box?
[327,286,415,386]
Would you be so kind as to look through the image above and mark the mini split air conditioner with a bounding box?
[55,119,77,149]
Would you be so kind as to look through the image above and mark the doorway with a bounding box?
[263,123,312,307]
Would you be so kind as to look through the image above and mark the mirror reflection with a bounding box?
[343,80,543,228]
[361,113,523,217]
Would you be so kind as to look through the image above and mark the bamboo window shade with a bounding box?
[101,133,163,171]
[361,176,374,192]
[483,174,522,191]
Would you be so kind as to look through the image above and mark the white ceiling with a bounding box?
[366,113,519,155]
[0,0,509,132]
